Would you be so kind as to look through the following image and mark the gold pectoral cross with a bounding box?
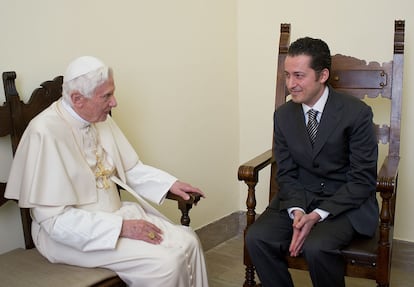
[95,157,114,190]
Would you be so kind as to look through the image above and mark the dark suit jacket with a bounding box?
[272,86,379,237]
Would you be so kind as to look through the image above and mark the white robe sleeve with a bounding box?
[125,161,177,205]
[31,206,123,252]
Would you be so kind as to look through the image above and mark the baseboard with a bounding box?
[195,211,245,251]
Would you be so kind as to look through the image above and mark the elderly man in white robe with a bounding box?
[5,56,209,287]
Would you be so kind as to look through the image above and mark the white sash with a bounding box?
[110,176,171,223]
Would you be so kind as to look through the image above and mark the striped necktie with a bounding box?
[307,109,319,145]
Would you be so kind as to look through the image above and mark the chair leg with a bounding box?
[243,180,260,287]
[243,242,257,287]
[177,201,195,226]
[168,193,201,226]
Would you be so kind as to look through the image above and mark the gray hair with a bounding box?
[62,66,113,105]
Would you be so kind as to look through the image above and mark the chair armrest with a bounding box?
[166,191,201,204]
[166,192,201,226]
[238,149,274,183]
[377,155,400,227]
[238,149,274,231]
[377,155,399,193]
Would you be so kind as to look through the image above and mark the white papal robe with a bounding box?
[5,99,209,287]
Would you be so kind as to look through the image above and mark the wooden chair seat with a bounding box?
[342,232,380,265]
[0,248,120,287]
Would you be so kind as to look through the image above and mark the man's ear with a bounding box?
[71,92,84,108]
[319,68,330,84]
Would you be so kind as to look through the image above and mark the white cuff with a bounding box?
[126,161,177,205]
[287,207,305,219]
[313,208,330,222]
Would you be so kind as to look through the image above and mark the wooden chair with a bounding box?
[0,71,201,286]
[238,20,405,287]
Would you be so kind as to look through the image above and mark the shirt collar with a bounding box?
[302,86,329,115]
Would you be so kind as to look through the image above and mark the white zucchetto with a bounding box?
[64,56,105,82]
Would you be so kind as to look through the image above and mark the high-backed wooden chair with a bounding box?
[238,20,405,287]
[0,71,200,286]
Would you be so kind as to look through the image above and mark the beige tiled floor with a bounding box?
[205,235,414,287]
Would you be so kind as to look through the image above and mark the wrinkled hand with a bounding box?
[289,210,320,257]
[120,219,163,244]
[169,181,205,201]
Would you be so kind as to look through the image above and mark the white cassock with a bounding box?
[5,99,209,287]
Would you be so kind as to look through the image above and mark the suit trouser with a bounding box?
[245,204,355,287]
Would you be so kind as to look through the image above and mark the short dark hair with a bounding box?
[288,37,331,74]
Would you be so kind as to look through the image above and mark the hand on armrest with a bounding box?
[167,181,204,204]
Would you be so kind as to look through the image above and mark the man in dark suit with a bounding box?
[245,37,378,287]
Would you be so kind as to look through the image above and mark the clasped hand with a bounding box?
[289,210,320,257]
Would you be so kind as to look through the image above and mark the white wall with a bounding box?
[0,0,239,253]
[237,0,414,242]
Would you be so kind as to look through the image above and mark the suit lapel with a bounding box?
[312,89,343,157]
[290,104,314,154]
